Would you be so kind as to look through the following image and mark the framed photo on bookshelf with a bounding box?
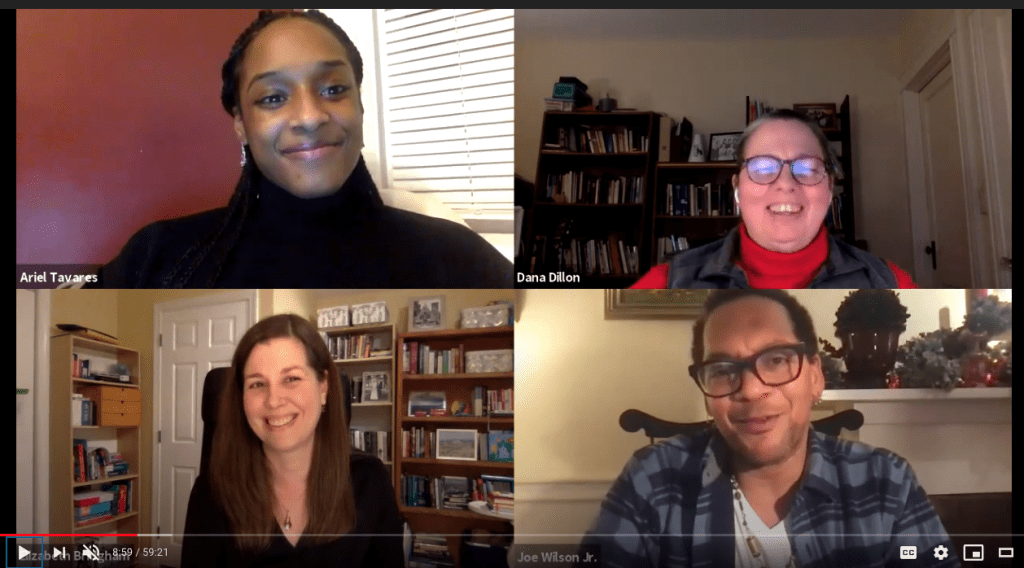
[708,132,742,162]
[408,390,447,416]
[793,103,837,130]
[361,371,390,403]
[409,296,445,331]
[436,429,479,461]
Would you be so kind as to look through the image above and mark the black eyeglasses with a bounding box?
[743,155,827,186]
[689,343,814,398]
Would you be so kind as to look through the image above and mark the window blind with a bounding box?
[378,9,514,234]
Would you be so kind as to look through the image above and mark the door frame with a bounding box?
[20,290,52,534]
[901,9,1006,287]
[150,289,258,542]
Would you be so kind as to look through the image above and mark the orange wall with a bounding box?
[16,10,260,264]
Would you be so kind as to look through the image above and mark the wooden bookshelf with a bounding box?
[395,326,514,565]
[49,334,142,552]
[320,322,396,475]
[521,110,659,287]
[651,162,742,266]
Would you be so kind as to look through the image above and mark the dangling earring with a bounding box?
[240,143,247,168]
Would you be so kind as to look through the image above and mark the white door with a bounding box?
[153,291,255,567]
[920,63,972,288]
[16,290,36,534]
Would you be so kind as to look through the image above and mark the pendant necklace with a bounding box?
[731,475,795,568]
[283,510,291,531]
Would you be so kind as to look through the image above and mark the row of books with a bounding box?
[544,124,649,154]
[748,98,777,123]
[664,182,738,217]
[826,196,844,231]
[558,236,640,277]
[72,353,91,379]
[408,533,454,568]
[350,429,390,462]
[400,474,513,509]
[73,440,129,482]
[325,333,391,361]
[71,393,94,426]
[656,235,692,265]
[401,428,513,462]
[405,343,463,375]
[73,482,131,527]
[485,388,513,417]
[545,171,645,205]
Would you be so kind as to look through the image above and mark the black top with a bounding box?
[180,453,404,568]
[92,158,512,288]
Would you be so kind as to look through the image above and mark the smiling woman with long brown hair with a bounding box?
[91,10,511,288]
[180,314,403,567]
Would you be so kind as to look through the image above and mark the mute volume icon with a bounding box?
[81,544,100,561]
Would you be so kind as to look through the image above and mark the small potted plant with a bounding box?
[833,290,910,388]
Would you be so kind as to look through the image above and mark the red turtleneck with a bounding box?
[629,224,917,289]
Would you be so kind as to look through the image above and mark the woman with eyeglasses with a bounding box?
[631,109,916,289]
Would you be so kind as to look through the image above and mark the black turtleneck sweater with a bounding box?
[93,158,512,288]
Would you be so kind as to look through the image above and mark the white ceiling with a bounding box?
[515,9,915,40]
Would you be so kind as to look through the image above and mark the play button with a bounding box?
[6,537,43,567]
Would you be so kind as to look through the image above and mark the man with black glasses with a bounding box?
[577,290,959,568]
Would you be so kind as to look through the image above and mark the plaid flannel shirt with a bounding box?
[578,428,961,568]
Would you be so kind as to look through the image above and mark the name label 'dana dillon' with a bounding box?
[516,272,580,283]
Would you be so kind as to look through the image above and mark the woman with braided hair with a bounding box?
[92,10,512,288]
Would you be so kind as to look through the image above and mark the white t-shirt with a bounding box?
[733,485,794,568]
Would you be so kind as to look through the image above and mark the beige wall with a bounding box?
[51,290,120,338]
[895,10,956,80]
[516,27,931,276]
[516,288,968,485]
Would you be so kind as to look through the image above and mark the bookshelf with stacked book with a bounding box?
[395,326,514,567]
[650,162,742,266]
[319,323,396,477]
[523,111,659,287]
[50,333,142,554]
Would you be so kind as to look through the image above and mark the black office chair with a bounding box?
[619,408,864,446]
[200,367,353,478]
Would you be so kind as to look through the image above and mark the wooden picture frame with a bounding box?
[436,428,479,461]
[708,132,742,162]
[360,371,390,403]
[793,103,838,131]
[409,296,445,331]
[604,290,709,319]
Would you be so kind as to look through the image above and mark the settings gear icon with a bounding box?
[933,545,949,560]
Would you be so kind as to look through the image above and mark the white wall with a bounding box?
[515,289,1004,542]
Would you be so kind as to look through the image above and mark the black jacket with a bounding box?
[92,159,512,288]
[665,226,899,288]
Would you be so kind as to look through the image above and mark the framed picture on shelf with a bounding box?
[708,132,742,162]
[409,296,445,331]
[361,371,390,403]
[408,390,447,416]
[793,103,837,130]
[436,429,479,461]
